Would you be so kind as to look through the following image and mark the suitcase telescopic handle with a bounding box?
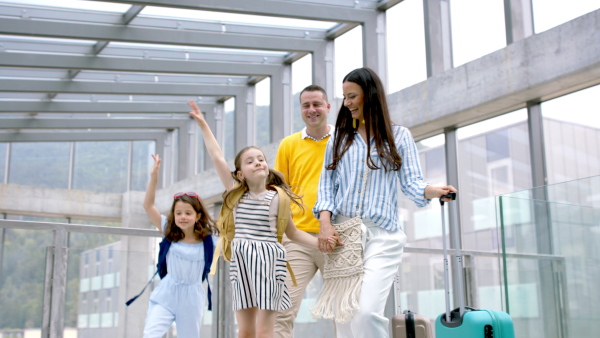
[439,192,456,205]
[440,191,465,323]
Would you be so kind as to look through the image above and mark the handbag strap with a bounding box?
[356,160,370,217]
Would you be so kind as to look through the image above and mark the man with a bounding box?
[274,85,335,337]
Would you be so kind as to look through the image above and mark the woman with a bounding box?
[313,67,457,337]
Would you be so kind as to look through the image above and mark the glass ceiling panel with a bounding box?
[0,68,69,80]
[1,0,131,13]
[74,71,249,85]
[0,93,47,100]
[102,42,287,63]
[51,94,220,103]
[0,113,194,119]
[0,35,96,55]
[140,6,337,30]
[0,128,167,133]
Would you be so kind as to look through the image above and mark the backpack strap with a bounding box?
[126,236,171,306]
[125,270,158,306]
[209,188,245,276]
[273,186,297,287]
[202,234,214,311]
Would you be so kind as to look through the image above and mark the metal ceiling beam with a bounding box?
[0,102,214,114]
[0,118,190,129]
[0,52,279,77]
[0,17,323,52]
[123,5,145,24]
[0,79,245,97]
[0,131,165,142]
[89,0,373,23]
[377,0,404,11]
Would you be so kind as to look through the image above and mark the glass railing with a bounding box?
[497,175,600,338]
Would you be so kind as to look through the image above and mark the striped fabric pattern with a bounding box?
[313,125,431,231]
[230,191,291,311]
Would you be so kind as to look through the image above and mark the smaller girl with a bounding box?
[142,153,215,338]
[188,101,341,338]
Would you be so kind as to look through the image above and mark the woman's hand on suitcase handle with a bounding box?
[424,185,458,201]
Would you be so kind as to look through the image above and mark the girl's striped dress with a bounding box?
[230,190,292,311]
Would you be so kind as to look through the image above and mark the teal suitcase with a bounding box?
[435,193,515,338]
[435,307,514,338]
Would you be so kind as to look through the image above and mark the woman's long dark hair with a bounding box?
[326,67,402,172]
[166,195,215,242]
[222,146,304,211]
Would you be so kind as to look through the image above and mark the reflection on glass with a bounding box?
[498,176,600,337]
[400,134,446,249]
[450,0,506,67]
[8,142,70,189]
[73,141,129,193]
[541,85,600,184]
[386,0,427,93]
[456,109,532,251]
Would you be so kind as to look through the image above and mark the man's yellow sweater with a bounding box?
[275,130,331,233]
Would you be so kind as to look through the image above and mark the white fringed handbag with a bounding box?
[311,166,369,323]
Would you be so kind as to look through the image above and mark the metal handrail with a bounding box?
[0,219,161,237]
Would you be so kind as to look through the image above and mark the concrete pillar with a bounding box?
[280,64,293,139]
[117,191,154,338]
[177,119,197,181]
[235,84,253,152]
[313,40,337,121]
[423,0,453,76]
[504,0,534,44]
[362,12,388,86]
[203,103,225,171]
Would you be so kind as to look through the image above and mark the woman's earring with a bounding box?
[353,119,357,129]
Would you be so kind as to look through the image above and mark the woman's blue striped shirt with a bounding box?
[313,125,430,231]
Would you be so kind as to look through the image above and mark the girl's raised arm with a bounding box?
[188,101,233,189]
[143,154,163,231]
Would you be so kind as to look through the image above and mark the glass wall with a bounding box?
[334,26,363,99]
[396,134,448,318]
[0,215,66,333]
[8,142,71,189]
[401,134,447,250]
[498,176,600,337]
[291,54,313,133]
[73,141,129,193]
[131,141,156,192]
[449,0,506,67]
[255,77,271,147]
[456,110,532,251]
[386,0,427,93]
[532,0,599,34]
[541,84,600,184]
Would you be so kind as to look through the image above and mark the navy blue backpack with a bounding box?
[126,234,214,310]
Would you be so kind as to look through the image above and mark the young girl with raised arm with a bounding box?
[188,101,340,338]
[142,154,215,338]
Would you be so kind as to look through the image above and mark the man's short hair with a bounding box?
[300,84,328,103]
